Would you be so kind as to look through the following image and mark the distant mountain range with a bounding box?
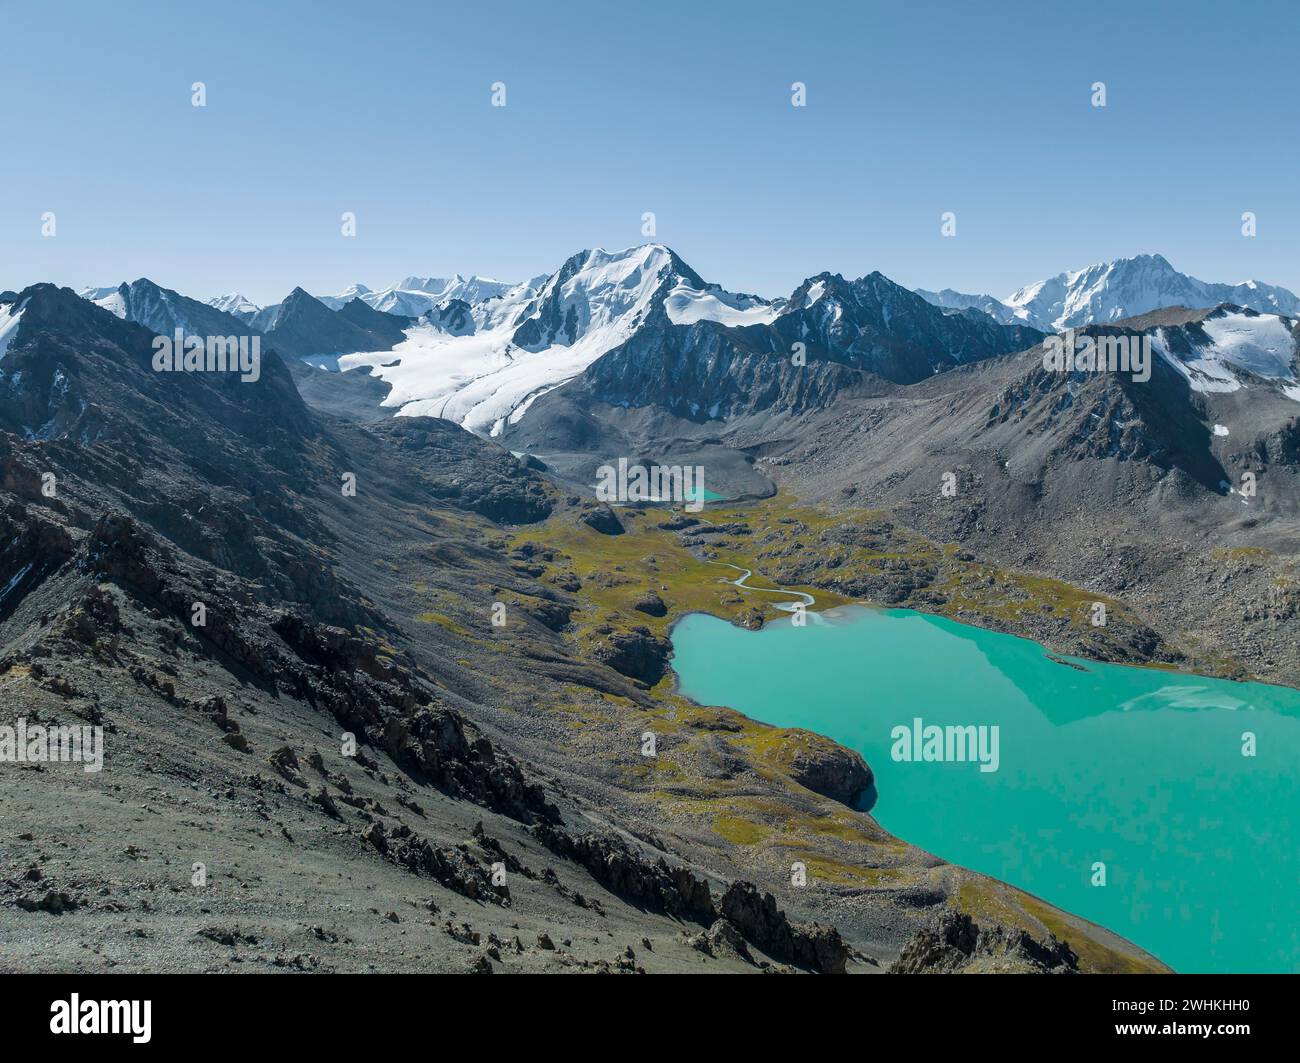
[917,253,1300,332]
[205,276,520,322]
[67,248,1300,440]
[76,279,416,365]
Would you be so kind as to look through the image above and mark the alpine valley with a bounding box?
[2,242,1297,974]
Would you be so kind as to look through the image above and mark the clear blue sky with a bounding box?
[3,0,1296,306]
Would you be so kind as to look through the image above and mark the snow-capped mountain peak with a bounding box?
[207,292,261,318]
[919,254,1300,333]
[336,244,724,436]
[913,287,1020,327]
[1004,253,1196,331]
[395,276,447,294]
[507,244,691,350]
[76,279,252,336]
[312,283,372,310]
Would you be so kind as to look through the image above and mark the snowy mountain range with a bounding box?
[187,277,521,328]
[918,253,1300,333]
[66,248,1300,439]
[312,275,518,318]
[332,244,1044,435]
[78,279,262,339]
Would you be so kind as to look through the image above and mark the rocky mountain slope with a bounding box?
[746,308,1300,685]
[246,288,400,362]
[335,297,414,350]
[552,269,1043,424]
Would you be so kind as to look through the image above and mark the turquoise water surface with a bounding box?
[670,606,1300,972]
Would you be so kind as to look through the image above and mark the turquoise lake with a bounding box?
[670,605,1300,972]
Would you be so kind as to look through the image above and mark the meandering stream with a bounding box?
[706,560,815,611]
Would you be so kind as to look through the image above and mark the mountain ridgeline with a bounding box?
[74,246,1300,446]
[78,279,413,366]
[566,269,1045,421]
[919,253,1300,332]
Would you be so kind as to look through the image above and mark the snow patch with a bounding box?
[1199,312,1296,380]
[664,283,780,327]
[0,562,32,604]
[1152,314,1300,401]
[86,289,127,318]
[0,299,28,361]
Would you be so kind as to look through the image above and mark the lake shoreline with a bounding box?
[669,604,1300,972]
[665,597,1300,697]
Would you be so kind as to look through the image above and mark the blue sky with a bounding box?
[3,0,1296,305]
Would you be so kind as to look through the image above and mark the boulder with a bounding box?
[579,505,624,536]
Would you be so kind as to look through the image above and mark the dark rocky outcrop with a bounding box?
[362,821,509,905]
[686,918,754,964]
[590,625,671,686]
[719,881,849,974]
[631,591,667,617]
[532,825,716,925]
[888,911,1079,974]
[336,297,413,349]
[424,298,475,336]
[367,417,553,524]
[370,705,561,826]
[578,505,624,535]
[776,731,873,806]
